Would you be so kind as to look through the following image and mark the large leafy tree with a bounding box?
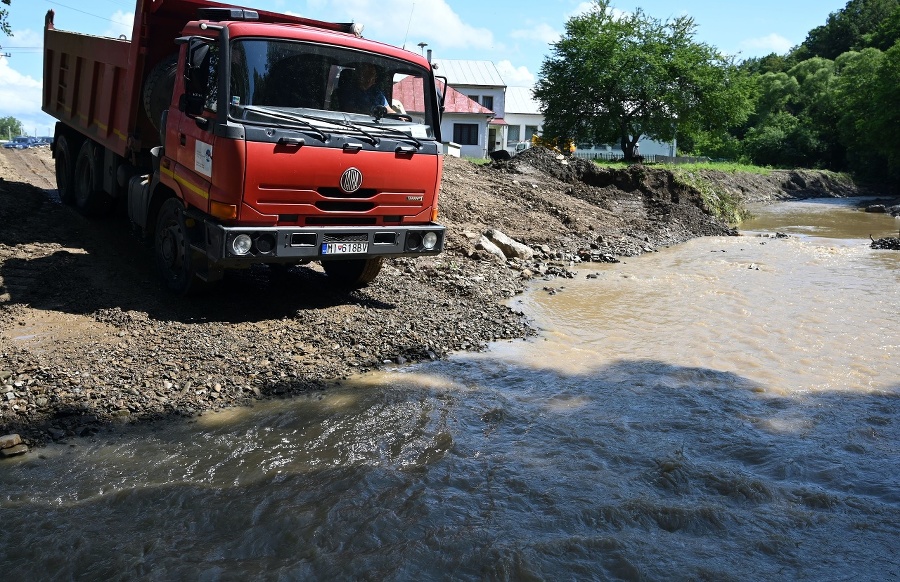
[0,116,24,139]
[534,0,751,160]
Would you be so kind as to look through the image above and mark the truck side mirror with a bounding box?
[183,39,211,115]
[435,75,447,112]
[185,40,210,88]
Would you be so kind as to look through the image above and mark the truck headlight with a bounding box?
[232,234,252,255]
[422,231,438,250]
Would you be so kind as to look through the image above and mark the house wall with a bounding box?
[441,113,491,158]
[503,113,543,153]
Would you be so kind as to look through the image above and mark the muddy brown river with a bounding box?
[2,199,898,580]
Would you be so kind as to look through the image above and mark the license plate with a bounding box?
[322,242,368,255]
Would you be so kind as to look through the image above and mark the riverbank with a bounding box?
[0,146,890,448]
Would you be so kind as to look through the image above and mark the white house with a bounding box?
[437,82,494,159]
[503,86,543,154]
[431,59,506,158]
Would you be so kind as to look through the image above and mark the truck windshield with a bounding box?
[228,39,436,139]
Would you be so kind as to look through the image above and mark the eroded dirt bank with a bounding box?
[0,146,888,447]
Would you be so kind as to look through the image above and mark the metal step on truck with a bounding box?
[43,0,446,293]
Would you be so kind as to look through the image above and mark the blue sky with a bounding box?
[1,0,849,136]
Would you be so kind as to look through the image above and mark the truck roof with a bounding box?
[155,0,428,66]
[222,20,431,68]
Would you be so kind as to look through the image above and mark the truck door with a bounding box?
[169,39,219,210]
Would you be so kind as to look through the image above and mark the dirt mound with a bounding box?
[441,146,734,260]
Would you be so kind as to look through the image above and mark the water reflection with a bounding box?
[1,198,898,580]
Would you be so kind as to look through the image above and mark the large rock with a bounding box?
[475,235,507,262]
[485,229,534,260]
[0,434,22,449]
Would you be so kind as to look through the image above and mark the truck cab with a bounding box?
[44,1,446,294]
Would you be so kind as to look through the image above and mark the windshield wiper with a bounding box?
[240,106,329,142]
[301,114,380,146]
[352,121,423,149]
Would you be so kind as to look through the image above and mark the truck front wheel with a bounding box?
[73,140,113,216]
[322,257,384,286]
[154,197,205,294]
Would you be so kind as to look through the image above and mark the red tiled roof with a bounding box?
[392,77,493,115]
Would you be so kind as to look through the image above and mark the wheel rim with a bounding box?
[158,217,185,278]
[75,162,91,206]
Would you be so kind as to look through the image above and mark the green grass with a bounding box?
[592,158,773,175]
[463,157,492,166]
[670,168,749,225]
[659,161,773,175]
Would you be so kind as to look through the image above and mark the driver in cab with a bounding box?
[339,63,397,116]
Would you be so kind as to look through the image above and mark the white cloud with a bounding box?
[301,0,493,51]
[567,2,595,18]
[495,60,535,87]
[566,2,628,20]
[740,33,793,55]
[510,23,559,45]
[5,28,43,49]
[103,11,135,40]
[0,56,55,135]
[0,56,42,112]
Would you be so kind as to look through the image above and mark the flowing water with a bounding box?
[2,199,899,580]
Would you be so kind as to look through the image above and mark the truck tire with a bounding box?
[54,134,77,204]
[73,140,113,216]
[143,54,178,133]
[154,197,206,295]
[322,257,384,286]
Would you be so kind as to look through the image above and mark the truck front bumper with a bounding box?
[200,222,446,267]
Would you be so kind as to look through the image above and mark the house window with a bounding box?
[453,123,479,145]
[481,95,494,111]
[507,125,520,143]
[525,125,539,141]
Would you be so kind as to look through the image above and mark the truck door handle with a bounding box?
[179,134,186,146]
[278,137,305,147]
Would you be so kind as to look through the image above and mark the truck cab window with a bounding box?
[227,39,437,139]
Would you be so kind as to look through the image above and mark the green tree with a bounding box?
[0,115,24,139]
[1,0,11,37]
[800,0,898,59]
[533,0,752,160]
[864,4,900,50]
[834,47,900,180]
[739,52,797,75]
[872,43,900,179]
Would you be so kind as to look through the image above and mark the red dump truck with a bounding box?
[43,0,445,293]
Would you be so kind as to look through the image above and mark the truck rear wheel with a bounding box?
[54,134,77,204]
[154,197,207,295]
[73,140,113,216]
[322,257,384,286]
